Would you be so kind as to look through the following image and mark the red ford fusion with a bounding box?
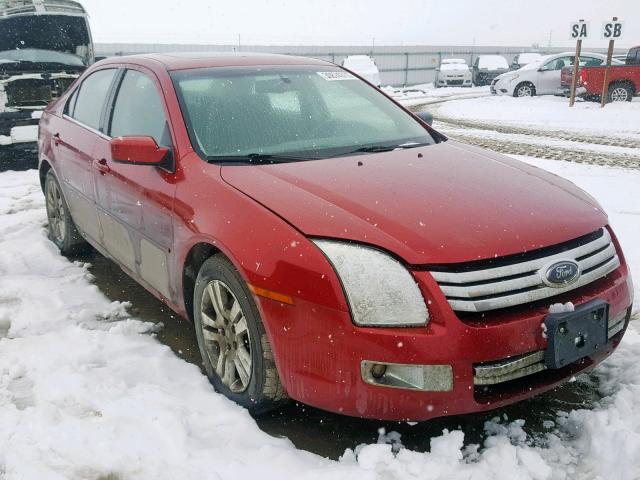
[38,53,634,421]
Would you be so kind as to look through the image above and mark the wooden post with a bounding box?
[600,16,618,107]
[600,38,615,107]
[569,38,582,107]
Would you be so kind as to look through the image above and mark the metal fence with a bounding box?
[95,43,624,86]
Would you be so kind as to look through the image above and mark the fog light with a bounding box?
[361,360,453,392]
[370,363,387,379]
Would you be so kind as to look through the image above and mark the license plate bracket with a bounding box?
[544,299,609,370]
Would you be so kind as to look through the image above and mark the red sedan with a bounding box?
[38,53,633,421]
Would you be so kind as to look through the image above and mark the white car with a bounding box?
[435,58,472,88]
[492,52,618,97]
[342,55,381,87]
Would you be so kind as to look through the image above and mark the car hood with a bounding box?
[220,141,607,265]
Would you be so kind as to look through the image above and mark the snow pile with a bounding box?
[437,95,640,136]
[0,168,639,479]
[549,302,575,314]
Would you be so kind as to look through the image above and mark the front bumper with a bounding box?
[258,237,632,421]
[438,77,472,87]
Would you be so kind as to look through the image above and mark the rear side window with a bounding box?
[71,69,117,130]
[109,69,168,146]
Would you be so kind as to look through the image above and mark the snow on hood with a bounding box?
[440,63,470,72]
[220,141,606,265]
[477,55,509,70]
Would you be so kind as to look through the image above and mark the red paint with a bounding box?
[111,136,170,166]
[38,53,633,421]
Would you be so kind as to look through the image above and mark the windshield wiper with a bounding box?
[207,152,312,164]
[332,142,432,157]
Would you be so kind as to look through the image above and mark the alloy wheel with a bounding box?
[199,280,252,393]
[610,87,628,102]
[517,84,533,97]
[46,180,66,243]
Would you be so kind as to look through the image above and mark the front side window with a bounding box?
[71,69,117,130]
[110,69,168,145]
[544,57,572,71]
[172,65,435,162]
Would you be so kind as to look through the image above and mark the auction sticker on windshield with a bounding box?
[317,71,356,81]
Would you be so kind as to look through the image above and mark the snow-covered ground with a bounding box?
[383,83,490,107]
[0,153,638,479]
[435,95,640,138]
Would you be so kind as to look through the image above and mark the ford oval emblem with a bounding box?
[542,260,581,288]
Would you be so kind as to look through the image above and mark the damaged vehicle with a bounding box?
[38,53,633,421]
[0,0,93,170]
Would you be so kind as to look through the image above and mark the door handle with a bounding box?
[53,133,61,146]
[93,158,110,175]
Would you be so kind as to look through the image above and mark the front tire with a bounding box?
[44,170,87,255]
[194,255,286,413]
[514,82,535,97]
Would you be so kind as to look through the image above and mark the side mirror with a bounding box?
[111,136,170,167]
[435,67,440,72]
[538,65,550,72]
[415,111,433,126]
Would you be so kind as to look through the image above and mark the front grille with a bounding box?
[473,308,628,385]
[430,228,620,313]
[5,77,75,108]
[446,80,464,85]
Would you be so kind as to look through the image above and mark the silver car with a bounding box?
[491,52,617,97]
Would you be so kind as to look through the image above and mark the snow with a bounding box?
[515,53,543,66]
[549,302,576,314]
[440,63,470,72]
[437,95,640,137]
[477,55,509,70]
[0,150,638,478]
[0,125,39,146]
[383,84,489,107]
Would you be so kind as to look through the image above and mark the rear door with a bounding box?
[92,66,177,301]
[57,68,118,242]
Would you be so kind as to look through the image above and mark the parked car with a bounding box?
[472,55,509,86]
[38,53,633,421]
[435,58,472,88]
[0,0,93,170]
[492,52,614,97]
[510,52,543,70]
[566,46,640,102]
[342,55,381,87]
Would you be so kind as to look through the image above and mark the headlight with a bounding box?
[312,240,429,327]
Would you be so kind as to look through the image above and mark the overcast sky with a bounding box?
[82,0,638,49]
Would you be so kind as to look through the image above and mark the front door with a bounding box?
[537,56,572,94]
[92,67,177,301]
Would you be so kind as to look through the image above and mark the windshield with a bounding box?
[0,48,85,67]
[0,14,91,65]
[172,65,435,162]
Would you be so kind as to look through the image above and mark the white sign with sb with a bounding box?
[602,21,623,39]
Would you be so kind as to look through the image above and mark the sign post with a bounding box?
[569,20,588,107]
[600,17,623,107]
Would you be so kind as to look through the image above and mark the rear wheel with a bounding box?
[514,82,535,97]
[44,170,87,255]
[608,82,634,102]
[194,255,286,413]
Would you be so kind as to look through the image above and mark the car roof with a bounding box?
[97,52,332,71]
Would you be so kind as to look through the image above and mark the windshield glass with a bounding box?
[0,48,85,67]
[172,65,435,162]
[0,14,91,65]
